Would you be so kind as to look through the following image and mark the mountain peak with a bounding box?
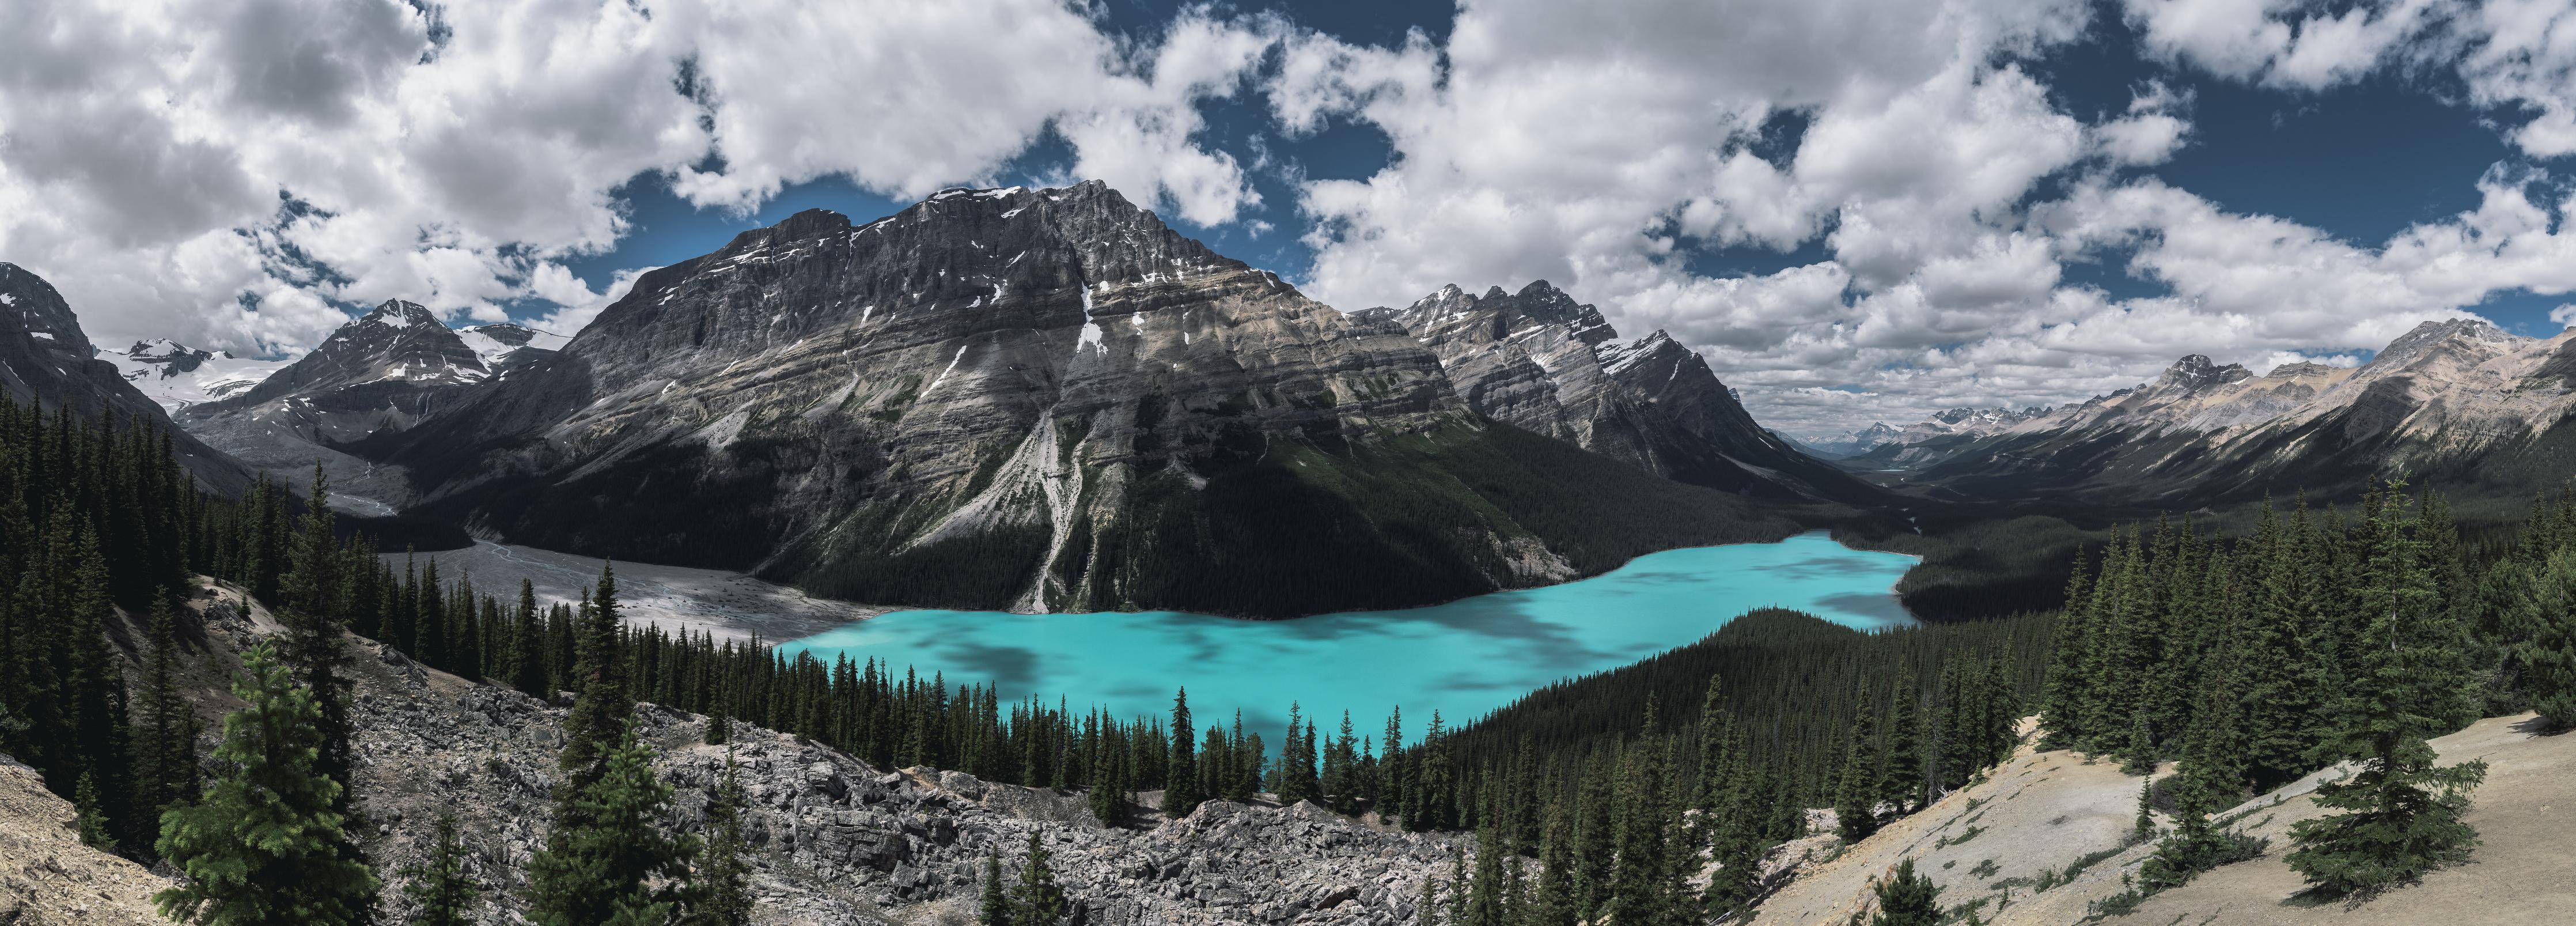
[2157,354,2251,392]
[2368,316,2522,374]
[359,298,443,330]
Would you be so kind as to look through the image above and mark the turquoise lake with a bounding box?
[776,531,1917,740]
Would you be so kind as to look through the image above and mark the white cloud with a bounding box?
[525,262,657,338]
[0,0,1274,357]
[1262,0,2576,436]
[2096,81,2194,165]
[2120,0,2448,90]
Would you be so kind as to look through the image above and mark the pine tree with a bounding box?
[399,812,480,926]
[1835,684,1881,842]
[2286,483,2487,897]
[275,468,372,909]
[74,772,116,852]
[154,644,380,925]
[1010,828,1070,926]
[512,580,548,698]
[2511,547,2576,728]
[1529,799,1578,926]
[1087,737,1126,827]
[1570,764,1615,922]
[1881,666,1925,815]
[1160,688,1199,818]
[1867,859,1940,926]
[979,849,1012,926]
[1604,700,1682,926]
[697,754,755,926]
[2039,546,2094,749]
[525,719,701,926]
[1461,827,1505,926]
[131,595,201,839]
[559,564,632,796]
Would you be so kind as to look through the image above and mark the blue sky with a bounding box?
[14,0,2576,434]
[579,6,2568,335]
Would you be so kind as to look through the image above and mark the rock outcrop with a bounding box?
[141,582,1457,926]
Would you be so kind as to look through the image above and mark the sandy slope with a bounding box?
[1754,715,2575,925]
[0,756,171,925]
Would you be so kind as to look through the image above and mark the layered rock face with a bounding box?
[1870,318,2576,506]
[180,298,491,501]
[0,263,249,493]
[1361,281,1870,500]
[374,182,1751,615]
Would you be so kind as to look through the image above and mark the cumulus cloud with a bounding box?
[2120,0,2447,90]
[8,0,2575,440]
[2096,80,2194,165]
[0,0,1274,357]
[1260,0,2576,437]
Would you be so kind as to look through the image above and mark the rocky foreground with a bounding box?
[0,583,1456,925]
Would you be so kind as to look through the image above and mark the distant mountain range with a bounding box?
[1850,318,2576,509]
[17,180,2574,614]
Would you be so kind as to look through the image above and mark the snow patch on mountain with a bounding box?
[101,339,289,413]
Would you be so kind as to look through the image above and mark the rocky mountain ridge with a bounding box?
[1356,281,1872,500]
[357,181,1817,617]
[169,298,499,503]
[1855,318,2576,507]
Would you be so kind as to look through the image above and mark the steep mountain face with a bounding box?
[0,263,249,493]
[176,299,491,505]
[103,339,289,412]
[457,322,569,375]
[1357,281,1873,500]
[1873,319,2576,507]
[370,182,1810,617]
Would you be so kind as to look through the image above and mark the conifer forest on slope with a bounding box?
[3,381,2575,924]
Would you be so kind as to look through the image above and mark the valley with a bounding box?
[3,176,2573,926]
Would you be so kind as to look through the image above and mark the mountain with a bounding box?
[1861,319,2576,508]
[457,322,569,375]
[1795,421,1900,458]
[101,339,288,412]
[1355,281,1874,500]
[0,263,249,493]
[365,182,1818,617]
[177,298,491,505]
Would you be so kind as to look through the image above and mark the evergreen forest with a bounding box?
[5,386,2575,924]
